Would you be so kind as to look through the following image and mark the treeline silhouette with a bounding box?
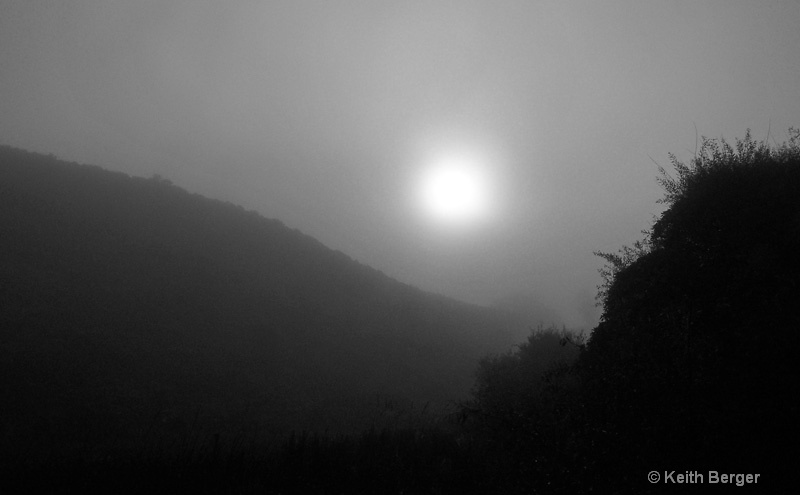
[2,129,798,493]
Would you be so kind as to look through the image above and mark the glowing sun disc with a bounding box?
[420,159,489,223]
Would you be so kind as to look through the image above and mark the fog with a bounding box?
[2,0,798,328]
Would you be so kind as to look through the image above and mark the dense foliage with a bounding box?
[470,326,583,422]
[462,129,800,492]
[583,129,800,488]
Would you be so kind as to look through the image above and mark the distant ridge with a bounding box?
[0,145,524,450]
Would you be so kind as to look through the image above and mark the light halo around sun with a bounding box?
[415,149,495,228]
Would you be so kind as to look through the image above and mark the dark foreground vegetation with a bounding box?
[2,129,799,493]
[1,327,582,495]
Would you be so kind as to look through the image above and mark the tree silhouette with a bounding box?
[585,129,800,475]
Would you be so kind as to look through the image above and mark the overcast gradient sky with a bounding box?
[2,0,798,329]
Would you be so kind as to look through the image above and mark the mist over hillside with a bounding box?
[3,131,798,493]
[0,145,541,451]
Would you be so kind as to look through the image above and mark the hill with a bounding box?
[0,145,525,455]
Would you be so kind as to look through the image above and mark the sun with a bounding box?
[418,155,490,225]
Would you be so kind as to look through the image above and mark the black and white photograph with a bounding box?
[1,1,798,492]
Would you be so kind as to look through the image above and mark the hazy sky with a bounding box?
[2,1,798,328]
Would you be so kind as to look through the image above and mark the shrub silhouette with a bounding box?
[470,325,583,424]
[460,129,800,493]
[584,128,800,480]
[462,326,585,492]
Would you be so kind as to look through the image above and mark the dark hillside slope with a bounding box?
[0,146,522,452]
